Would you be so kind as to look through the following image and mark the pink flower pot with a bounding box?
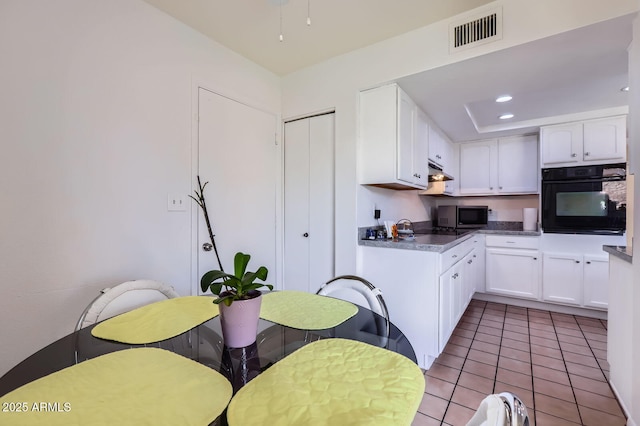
[219,294,262,348]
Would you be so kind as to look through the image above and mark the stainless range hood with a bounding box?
[428,162,453,182]
[419,162,454,196]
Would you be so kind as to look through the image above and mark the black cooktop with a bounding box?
[414,227,476,237]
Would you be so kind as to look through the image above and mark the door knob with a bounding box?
[303,233,309,237]
[202,242,213,252]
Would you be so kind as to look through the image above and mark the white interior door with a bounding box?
[284,113,334,293]
[196,88,278,291]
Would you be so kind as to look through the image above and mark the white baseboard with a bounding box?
[472,293,607,319]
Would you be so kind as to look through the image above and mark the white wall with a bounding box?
[282,0,639,276]
[0,0,280,376]
[628,11,640,426]
[436,195,539,223]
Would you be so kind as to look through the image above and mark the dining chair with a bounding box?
[316,275,390,347]
[75,279,180,331]
[466,391,530,426]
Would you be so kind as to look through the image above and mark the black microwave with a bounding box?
[437,205,489,229]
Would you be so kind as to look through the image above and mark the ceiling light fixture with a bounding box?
[499,113,514,120]
[496,95,512,103]
[272,0,311,42]
[279,1,284,42]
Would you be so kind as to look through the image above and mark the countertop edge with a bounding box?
[358,229,540,252]
[603,245,633,263]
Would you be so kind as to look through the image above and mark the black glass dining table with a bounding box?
[0,303,417,425]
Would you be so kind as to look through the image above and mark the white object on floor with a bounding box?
[466,392,530,426]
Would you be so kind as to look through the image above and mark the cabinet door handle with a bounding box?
[584,152,590,156]
[586,261,591,264]
[467,259,473,264]
[533,257,537,260]
[452,254,458,259]
[575,260,580,263]
[571,153,577,157]
[490,187,494,190]
[303,232,309,237]
[452,273,459,279]
[499,186,503,190]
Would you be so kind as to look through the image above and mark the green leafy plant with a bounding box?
[201,252,273,306]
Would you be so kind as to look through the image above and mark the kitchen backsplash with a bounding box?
[358,220,528,239]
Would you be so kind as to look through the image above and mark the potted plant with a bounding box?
[201,251,273,348]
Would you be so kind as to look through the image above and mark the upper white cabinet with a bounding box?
[459,135,538,195]
[428,125,452,171]
[359,84,428,190]
[459,139,497,194]
[540,115,626,167]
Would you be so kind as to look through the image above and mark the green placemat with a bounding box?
[0,348,232,426]
[227,338,425,425]
[260,291,358,330]
[91,296,219,344]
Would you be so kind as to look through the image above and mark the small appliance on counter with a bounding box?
[437,205,488,229]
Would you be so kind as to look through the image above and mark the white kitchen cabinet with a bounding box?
[540,115,626,167]
[497,135,539,194]
[438,238,476,352]
[359,246,440,369]
[444,143,459,196]
[359,83,428,189]
[439,260,464,353]
[429,125,452,171]
[466,236,485,295]
[359,236,477,369]
[459,140,497,194]
[459,136,538,195]
[583,255,610,309]
[542,252,583,306]
[542,252,610,309]
[485,235,541,299]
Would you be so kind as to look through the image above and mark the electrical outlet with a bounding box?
[374,209,381,219]
[167,194,186,211]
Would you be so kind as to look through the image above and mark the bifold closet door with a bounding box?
[283,113,334,293]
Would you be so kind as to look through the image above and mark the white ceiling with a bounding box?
[143,0,494,75]
[398,14,633,142]
[143,0,633,142]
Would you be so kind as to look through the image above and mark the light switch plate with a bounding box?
[167,194,186,211]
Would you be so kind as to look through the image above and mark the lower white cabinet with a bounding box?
[438,239,478,353]
[582,255,610,309]
[439,260,464,353]
[486,248,541,299]
[543,252,609,309]
[359,237,477,369]
[485,235,541,299]
[542,253,583,305]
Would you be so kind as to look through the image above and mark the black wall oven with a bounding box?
[541,163,626,235]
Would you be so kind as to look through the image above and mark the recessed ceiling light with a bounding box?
[496,95,512,103]
[621,86,630,92]
[499,113,514,120]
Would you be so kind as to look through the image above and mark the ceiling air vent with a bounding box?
[449,7,502,52]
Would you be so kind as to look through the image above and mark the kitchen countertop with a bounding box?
[358,223,541,253]
[603,245,633,263]
[359,232,474,253]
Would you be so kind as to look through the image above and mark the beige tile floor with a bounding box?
[412,300,627,426]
